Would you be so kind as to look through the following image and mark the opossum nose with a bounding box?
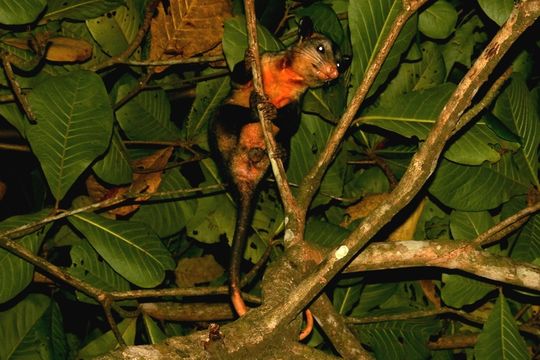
[320,64,338,80]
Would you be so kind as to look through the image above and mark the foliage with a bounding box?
[0,0,537,358]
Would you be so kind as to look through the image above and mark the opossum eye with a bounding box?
[317,45,325,53]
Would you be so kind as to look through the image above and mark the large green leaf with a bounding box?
[449,211,494,240]
[186,159,235,244]
[294,3,344,45]
[68,240,131,303]
[68,213,174,288]
[441,274,495,308]
[92,127,133,185]
[0,0,46,25]
[0,103,26,136]
[502,197,540,262]
[86,0,140,56]
[362,84,513,165]
[430,158,529,211]
[378,41,446,108]
[115,75,180,141]
[356,318,442,359]
[185,70,230,146]
[131,168,192,238]
[288,113,346,205]
[0,210,50,303]
[474,293,529,360]
[349,0,417,97]
[478,0,513,26]
[351,283,399,315]
[27,71,114,200]
[493,75,540,187]
[44,0,125,21]
[222,15,283,70]
[333,282,363,316]
[0,294,51,360]
[77,318,136,359]
[441,15,484,77]
[418,0,457,39]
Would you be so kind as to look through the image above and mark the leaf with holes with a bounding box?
[69,212,174,288]
[27,71,113,201]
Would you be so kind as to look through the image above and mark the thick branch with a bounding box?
[344,240,540,292]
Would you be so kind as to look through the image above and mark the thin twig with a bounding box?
[473,202,540,247]
[0,143,30,152]
[113,71,154,111]
[0,53,36,122]
[453,66,513,134]
[117,55,223,66]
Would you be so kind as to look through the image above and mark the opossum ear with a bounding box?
[298,16,314,39]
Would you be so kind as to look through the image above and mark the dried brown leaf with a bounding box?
[150,0,231,72]
[175,255,225,287]
[85,147,174,217]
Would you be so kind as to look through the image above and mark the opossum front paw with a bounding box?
[250,92,277,121]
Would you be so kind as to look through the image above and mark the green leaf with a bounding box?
[351,283,399,315]
[222,15,283,70]
[92,127,133,185]
[289,113,345,204]
[349,0,417,97]
[77,318,136,359]
[68,240,131,303]
[0,103,26,136]
[27,71,114,200]
[185,70,230,146]
[115,75,180,141]
[186,159,235,244]
[429,158,529,211]
[246,190,284,264]
[503,197,540,262]
[68,213,174,288]
[378,42,446,107]
[0,210,50,303]
[131,168,192,238]
[142,314,167,344]
[441,274,495,308]
[305,219,349,248]
[418,1,457,39]
[357,318,442,359]
[45,0,125,21]
[0,0,46,25]
[333,281,363,316]
[362,84,510,165]
[441,15,484,77]
[493,75,540,187]
[294,3,344,45]
[474,293,529,360]
[303,80,347,122]
[0,294,51,360]
[450,211,494,240]
[478,0,514,26]
[86,0,140,56]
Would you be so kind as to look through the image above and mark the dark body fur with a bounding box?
[211,29,343,316]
